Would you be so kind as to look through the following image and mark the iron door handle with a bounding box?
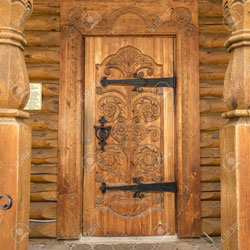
[94,116,111,151]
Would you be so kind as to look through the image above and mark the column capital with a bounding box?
[0,0,33,110]
[0,0,33,49]
[222,0,250,115]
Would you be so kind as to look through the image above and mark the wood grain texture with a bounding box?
[83,36,175,236]
[57,26,84,239]
[29,222,56,238]
[61,0,200,238]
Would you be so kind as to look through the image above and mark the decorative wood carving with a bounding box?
[60,0,200,238]
[221,1,250,250]
[67,5,197,36]
[0,0,32,109]
[94,46,164,219]
[0,0,33,249]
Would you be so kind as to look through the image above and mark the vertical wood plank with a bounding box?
[57,25,84,239]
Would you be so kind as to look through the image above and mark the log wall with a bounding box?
[24,0,228,238]
[24,0,59,238]
[199,0,229,237]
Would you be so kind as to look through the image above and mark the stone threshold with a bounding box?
[73,236,178,244]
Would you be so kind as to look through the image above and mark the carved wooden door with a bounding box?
[83,37,175,236]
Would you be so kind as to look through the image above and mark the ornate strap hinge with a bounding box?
[100,178,177,198]
[101,72,176,92]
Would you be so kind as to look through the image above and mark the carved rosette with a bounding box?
[0,0,33,110]
[223,0,250,114]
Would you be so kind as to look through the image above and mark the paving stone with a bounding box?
[198,245,220,250]
[156,242,177,250]
[28,243,69,250]
[176,242,194,250]
[135,243,155,250]
[112,243,133,250]
[72,244,92,250]
[94,244,113,250]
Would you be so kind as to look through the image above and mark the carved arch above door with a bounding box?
[59,0,200,239]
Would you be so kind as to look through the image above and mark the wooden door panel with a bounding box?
[84,37,175,236]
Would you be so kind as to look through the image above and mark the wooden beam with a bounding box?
[57,25,84,239]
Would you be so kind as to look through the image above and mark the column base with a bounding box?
[0,114,31,250]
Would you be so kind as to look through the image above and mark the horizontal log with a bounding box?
[201,182,220,192]
[202,218,221,236]
[200,131,220,148]
[31,182,57,192]
[201,166,220,182]
[24,31,60,47]
[30,202,57,219]
[42,97,59,113]
[24,47,60,64]
[200,98,228,113]
[30,183,57,201]
[201,148,220,158]
[29,222,56,238]
[199,0,222,17]
[27,64,59,80]
[199,49,229,64]
[199,24,230,34]
[199,17,223,25]
[200,114,228,131]
[31,164,57,174]
[201,157,220,166]
[32,149,58,164]
[42,84,59,97]
[31,174,57,183]
[201,201,221,218]
[200,82,223,97]
[30,191,57,202]
[25,15,60,31]
[199,33,228,48]
[33,0,60,15]
[200,64,227,81]
[28,113,58,131]
[32,130,58,148]
[201,192,221,200]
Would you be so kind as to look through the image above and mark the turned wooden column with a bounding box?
[0,1,33,250]
[221,1,250,249]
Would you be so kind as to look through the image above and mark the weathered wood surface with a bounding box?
[22,0,60,239]
[200,131,220,148]
[30,202,57,219]
[199,0,222,17]
[25,31,60,47]
[25,16,60,31]
[202,218,221,236]
[200,82,223,97]
[199,34,228,48]
[24,48,60,64]
[29,222,56,238]
[33,0,60,15]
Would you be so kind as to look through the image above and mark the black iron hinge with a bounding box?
[101,73,176,92]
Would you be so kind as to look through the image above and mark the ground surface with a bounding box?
[29,238,221,250]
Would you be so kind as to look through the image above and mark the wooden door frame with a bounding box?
[58,0,200,239]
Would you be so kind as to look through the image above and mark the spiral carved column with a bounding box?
[0,1,33,250]
[221,1,250,249]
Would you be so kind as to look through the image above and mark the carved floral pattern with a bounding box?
[94,46,165,218]
[67,6,196,37]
